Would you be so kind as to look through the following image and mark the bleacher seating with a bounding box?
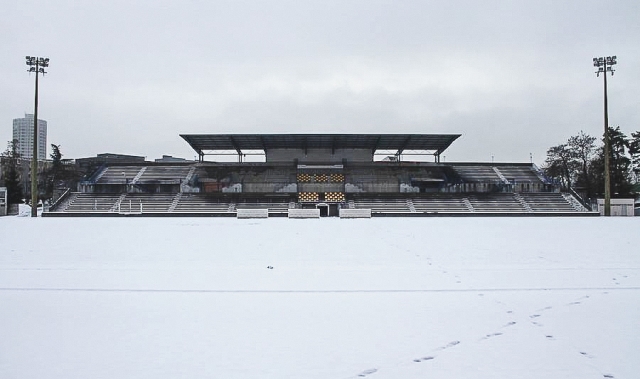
[235,198,290,213]
[330,173,345,183]
[172,194,232,213]
[298,192,319,202]
[467,193,527,213]
[297,173,312,182]
[495,166,543,184]
[324,192,346,203]
[138,166,191,182]
[297,172,344,183]
[96,166,143,183]
[412,195,469,213]
[520,192,576,212]
[62,193,121,213]
[47,161,594,217]
[451,165,502,183]
[314,174,328,182]
[352,198,412,213]
[118,193,176,213]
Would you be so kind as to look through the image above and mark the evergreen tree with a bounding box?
[607,126,633,196]
[1,140,24,204]
[629,131,640,183]
[590,127,633,197]
[46,144,63,198]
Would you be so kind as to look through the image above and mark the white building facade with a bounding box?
[12,114,47,160]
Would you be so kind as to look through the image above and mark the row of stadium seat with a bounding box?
[297,173,345,183]
[298,192,346,203]
[51,191,581,214]
[96,166,192,184]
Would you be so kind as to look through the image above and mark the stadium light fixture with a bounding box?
[25,55,49,217]
[593,55,616,216]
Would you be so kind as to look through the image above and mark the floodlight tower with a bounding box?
[593,56,616,216]
[25,56,49,217]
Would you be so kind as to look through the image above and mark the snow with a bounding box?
[0,217,638,379]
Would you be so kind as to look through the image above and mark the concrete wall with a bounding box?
[597,198,635,216]
[344,181,399,193]
[242,182,297,193]
[297,183,344,193]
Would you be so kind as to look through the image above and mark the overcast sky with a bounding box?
[1,0,638,164]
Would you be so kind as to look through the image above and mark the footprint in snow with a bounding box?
[437,340,460,350]
[413,356,434,363]
[358,368,377,377]
[480,332,503,341]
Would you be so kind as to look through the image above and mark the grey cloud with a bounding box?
[1,0,639,164]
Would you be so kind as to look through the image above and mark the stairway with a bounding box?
[110,193,128,212]
[513,193,533,212]
[54,192,78,212]
[492,167,510,184]
[462,197,475,212]
[562,193,588,212]
[131,167,147,185]
[406,198,416,212]
[168,192,182,212]
[181,166,197,192]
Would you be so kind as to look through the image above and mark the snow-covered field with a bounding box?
[1,216,638,379]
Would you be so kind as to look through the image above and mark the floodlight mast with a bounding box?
[593,56,616,216]
[25,56,49,217]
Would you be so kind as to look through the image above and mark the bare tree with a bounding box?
[543,144,578,190]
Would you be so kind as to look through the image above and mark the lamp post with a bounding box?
[25,56,49,217]
[593,55,616,216]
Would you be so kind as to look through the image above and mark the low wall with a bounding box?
[237,209,269,219]
[288,209,320,218]
[339,208,372,218]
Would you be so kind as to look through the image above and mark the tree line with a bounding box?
[542,127,640,201]
[1,140,80,205]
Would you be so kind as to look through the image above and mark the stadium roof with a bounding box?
[180,134,461,157]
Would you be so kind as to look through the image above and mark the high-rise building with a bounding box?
[12,114,47,160]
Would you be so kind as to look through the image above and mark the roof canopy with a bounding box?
[181,134,461,157]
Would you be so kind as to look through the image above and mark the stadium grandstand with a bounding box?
[45,133,597,217]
